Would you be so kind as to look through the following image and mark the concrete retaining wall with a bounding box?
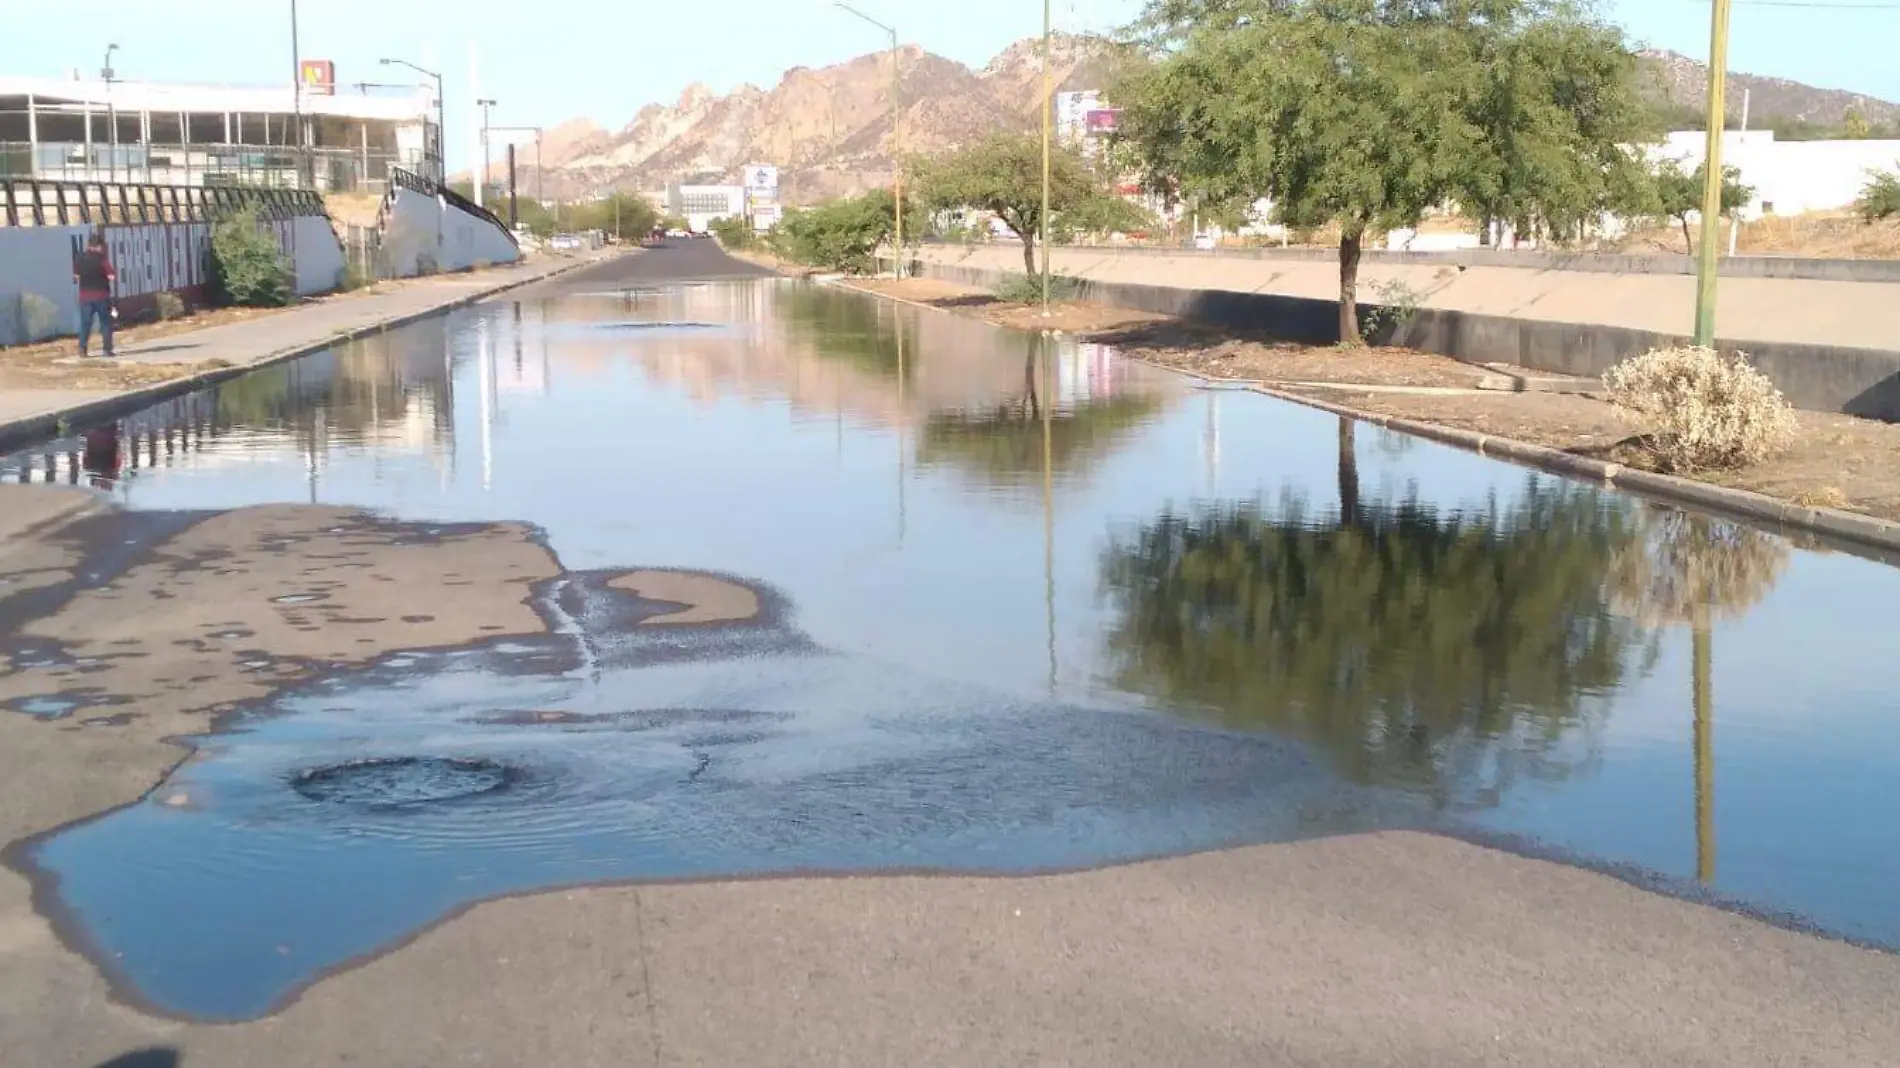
[906,255,1900,422]
[1035,241,1900,283]
[0,216,345,346]
[381,187,520,278]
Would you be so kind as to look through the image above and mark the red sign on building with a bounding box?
[299,59,335,96]
[1085,109,1120,133]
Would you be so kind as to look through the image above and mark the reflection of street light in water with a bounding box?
[1203,391,1221,496]
[477,316,494,491]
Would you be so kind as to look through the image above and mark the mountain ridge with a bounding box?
[503,40,1899,205]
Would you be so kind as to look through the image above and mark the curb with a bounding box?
[830,277,1900,558]
[0,255,598,455]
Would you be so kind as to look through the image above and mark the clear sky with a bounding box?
[4,0,1898,171]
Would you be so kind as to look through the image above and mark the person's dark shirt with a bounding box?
[76,248,115,301]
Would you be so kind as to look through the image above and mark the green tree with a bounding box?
[568,193,659,242]
[707,215,756,249]
[1115,0,1656,344]
[912,132,1122,275]
[1651,159,1753,253]
[1843,106,1872,140]
[208,207,293,307]
[1856,166,1900,223]
[771,189,927,274]
[1099,479,1652,808]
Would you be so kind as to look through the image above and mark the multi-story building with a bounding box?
[666,183,745,233]
[0,73,441,193]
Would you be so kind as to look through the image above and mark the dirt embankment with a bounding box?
[852,277,1900,525]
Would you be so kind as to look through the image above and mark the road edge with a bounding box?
[829,277,1900,559]
[0,256,601,454]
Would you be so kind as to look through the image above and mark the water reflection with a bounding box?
[7,277,1900,961]
[1100,477,1652,810]
[1609,509,1791,882]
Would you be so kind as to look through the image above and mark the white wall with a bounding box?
[0,216,346,345]
[1654,130,1900,218]
[379,187,519,278]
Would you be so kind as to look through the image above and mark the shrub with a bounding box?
[707,215,755,250]
[992,272,1085,304]
[208,208,293,307]
[20,292,60,340]
[1603,345,1797,472]
[1856,166,1900,222]
[155,291,186,320]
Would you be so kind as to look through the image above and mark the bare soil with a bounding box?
[854,276,1900,524]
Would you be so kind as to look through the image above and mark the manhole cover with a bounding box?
[292,757,515,808]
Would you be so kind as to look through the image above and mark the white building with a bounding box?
[666,183,744,233]
[0,74,441,193]
[1650,130,1900,219]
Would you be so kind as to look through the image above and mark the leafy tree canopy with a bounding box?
[1114,0,1656,343]
[913,132,1134,274]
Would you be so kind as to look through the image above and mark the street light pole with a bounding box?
[1040,0,1053,316]
[380,57,446,184]
[834,3,903,279]
[1692,0,1733,348]
[477,98,498,203]
[290,0,307,188]
[102,43,118,185]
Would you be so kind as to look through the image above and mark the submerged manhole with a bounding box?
[292,757,515,808]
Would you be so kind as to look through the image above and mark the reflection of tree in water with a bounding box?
[1608,507,1789,882]
[774,284,916,378]
[916,346,1162,489]
[1099,480,1651,810]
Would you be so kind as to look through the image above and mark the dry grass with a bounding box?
[1615,211,1900,259]
[1604,346,1798,473]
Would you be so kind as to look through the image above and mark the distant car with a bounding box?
[1193,233,1217,251]
[550,233,583,251]
[665,228,689,238]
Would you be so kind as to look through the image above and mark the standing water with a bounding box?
[3,275,1898,1020]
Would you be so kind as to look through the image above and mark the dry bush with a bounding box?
[1603,345,1797,472]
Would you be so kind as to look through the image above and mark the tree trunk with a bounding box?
[1337,416,1360,528]
[1021,232,1038,277]
[1338,230,1364,345]
[1680,216,1694,256]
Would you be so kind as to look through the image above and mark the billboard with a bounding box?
[1085,109,1119,134]
[743,164,779,192]
[299,59,335,96]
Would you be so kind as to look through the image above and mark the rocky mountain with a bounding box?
[506,39,1899,205]
[1638,49,1900,131]
[518,34,1126,203]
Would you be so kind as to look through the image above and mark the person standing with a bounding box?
[73,231,117,359]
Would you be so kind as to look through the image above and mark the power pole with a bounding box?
[507,143,518,229]
[1040,0,1053,316]
[1692,0,1733,348]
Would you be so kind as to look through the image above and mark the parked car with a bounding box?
[550,233,583,251]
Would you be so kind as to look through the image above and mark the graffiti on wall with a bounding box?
[70,218,297,318]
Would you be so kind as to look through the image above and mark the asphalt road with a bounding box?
[516,239,779,294]
[7,244,1900,1066]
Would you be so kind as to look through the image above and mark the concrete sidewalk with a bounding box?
[0,253,602,449]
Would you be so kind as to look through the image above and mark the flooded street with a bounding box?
[5,245,1900,1060]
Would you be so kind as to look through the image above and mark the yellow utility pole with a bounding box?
[1040,0,1053,315]
[1692,0,1733,347]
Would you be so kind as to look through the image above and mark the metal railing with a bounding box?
[0,176,327,228]
[0,142,426,196]
[388,167,519,250]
